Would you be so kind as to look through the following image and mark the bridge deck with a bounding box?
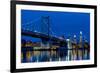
[22,29,67,43]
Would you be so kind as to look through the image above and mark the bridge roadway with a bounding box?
[22,29,67,44]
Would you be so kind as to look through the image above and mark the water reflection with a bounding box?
[21,47,90,63]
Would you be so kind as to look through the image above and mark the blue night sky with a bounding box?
[21,9,90,43]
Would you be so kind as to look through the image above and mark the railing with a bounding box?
[21,47,90,63]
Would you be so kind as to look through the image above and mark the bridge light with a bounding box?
[34,30,37,32]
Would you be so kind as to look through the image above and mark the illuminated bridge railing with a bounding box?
[22,29,67,43]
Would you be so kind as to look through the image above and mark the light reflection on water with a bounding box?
[21,47,90,63]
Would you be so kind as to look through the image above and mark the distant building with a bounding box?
[66,38,72,49]
[79,31,83,48]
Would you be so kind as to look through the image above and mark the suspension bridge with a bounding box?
[21,16,67,45]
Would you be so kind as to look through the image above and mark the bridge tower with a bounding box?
[41,16,50,35]
[40,16,51,49]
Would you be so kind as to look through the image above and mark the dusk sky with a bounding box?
[21,9,90,43]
